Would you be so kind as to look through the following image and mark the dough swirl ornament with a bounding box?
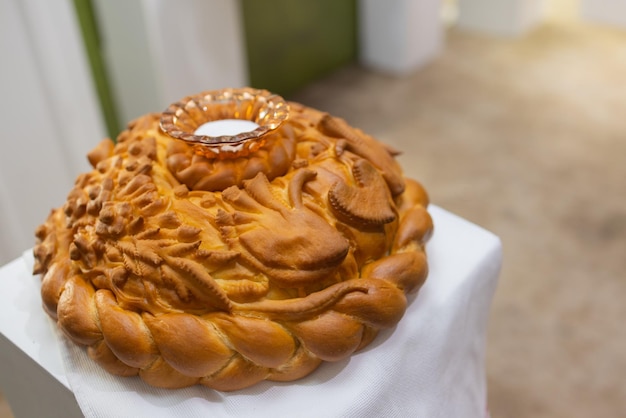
[33,88,434,390]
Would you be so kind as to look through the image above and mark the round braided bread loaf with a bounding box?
[33,94,433,390]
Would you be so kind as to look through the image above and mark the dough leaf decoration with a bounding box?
[219,171,350,288]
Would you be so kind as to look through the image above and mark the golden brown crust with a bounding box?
[33,102,433,390]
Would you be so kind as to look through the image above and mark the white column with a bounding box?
[0,0,106,265]
[93,0,250,124]
[359,0,444,75]
[581,0,626,27]
[457,0,546,36]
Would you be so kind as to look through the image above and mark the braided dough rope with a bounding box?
[33,103,433,390]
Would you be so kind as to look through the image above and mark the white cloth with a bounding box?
[53,205,501,418]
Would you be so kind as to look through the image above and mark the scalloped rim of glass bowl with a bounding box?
[159,88,289,158]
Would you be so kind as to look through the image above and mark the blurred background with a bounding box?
[1,0,625,416]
